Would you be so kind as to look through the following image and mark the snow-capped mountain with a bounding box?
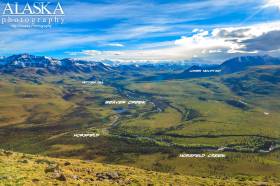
[0,54,113,73]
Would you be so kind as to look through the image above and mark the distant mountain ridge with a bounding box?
[0,54,113,73]
[220,55,280,73]
[182,55,280,75]
[140,55,280,81]
[1,54,280,77]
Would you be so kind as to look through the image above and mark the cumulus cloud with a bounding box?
[243,30,280,51]
[77,31,239,62]
[174,29,241,53]
[77,21,280,62]
[212,28,251,39]
[213,22,280,53]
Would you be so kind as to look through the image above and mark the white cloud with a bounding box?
[77,21,280,62]
[264,0,280,9]
[174,30,240,53]
[105,43,124,47]
[208,49,222,54]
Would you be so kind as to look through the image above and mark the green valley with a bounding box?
[0,55,280,185]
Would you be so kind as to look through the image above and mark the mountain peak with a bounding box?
[221,55,280,73]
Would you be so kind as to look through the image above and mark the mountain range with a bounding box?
[1,54,280,78]
[0,54,113,74]
[141,55,280,81]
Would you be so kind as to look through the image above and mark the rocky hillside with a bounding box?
[0,149,269,186]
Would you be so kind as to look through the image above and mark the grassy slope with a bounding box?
[0,149,273,186]
[0,79,73,127]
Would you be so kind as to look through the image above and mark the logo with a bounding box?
[1,2,65,28]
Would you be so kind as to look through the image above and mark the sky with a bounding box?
[0,0,280,63]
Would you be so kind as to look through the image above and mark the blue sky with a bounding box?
[1,0,280,63]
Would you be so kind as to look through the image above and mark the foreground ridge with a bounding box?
[0,149,275,186]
